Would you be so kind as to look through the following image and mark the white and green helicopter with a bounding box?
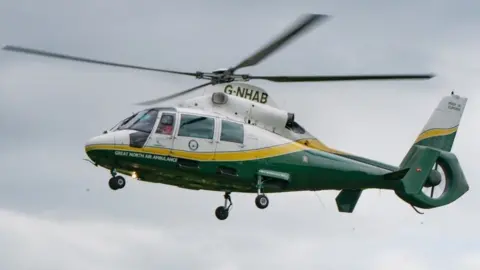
[2,14,469,220]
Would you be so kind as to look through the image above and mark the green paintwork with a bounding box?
[395,145,469,209]
[401,132,457,168]
[417,130,458,152]
[337,153,399,171]
[85,129,469,212]
[86,146,397,193]
[335,189,363,213]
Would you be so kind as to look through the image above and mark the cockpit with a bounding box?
[92,107,180,148]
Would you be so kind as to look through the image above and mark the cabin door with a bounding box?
[213,120,258,177]
[143,111,176,154]
[171,113,217,161]
[214,119,247,160]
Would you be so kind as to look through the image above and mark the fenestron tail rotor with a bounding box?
[422,163,447,199]
[1,13,436,106]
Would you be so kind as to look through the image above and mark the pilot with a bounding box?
[157,115,174,135]
[160,124,173,135]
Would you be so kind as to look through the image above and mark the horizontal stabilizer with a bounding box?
[335,189,363,213]
[382,168,410,181]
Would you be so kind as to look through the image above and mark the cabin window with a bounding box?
[156,113,176,135]
[128,109,159,133]
[220,120,244,144]
[177,114,215,139]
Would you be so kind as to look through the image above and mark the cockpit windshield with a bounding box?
[109,113,138,131]
[111,109,159,133]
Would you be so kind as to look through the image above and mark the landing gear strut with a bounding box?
[255,175,269,209]
[108,168,126,190]
[214,177,271,220]
[215,192,232,220]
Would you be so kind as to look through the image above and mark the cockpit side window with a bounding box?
[156,113,176,135]
[220,120,244,144]
[128,109,159,133]
[177,114,214,139]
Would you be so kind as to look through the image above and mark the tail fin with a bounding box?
[400,92,468,167]
[394,92,469,210]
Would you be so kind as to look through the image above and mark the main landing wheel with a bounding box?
[215,206,229,220]
[255,175,269,209]
[255,194,269,209]
[215,192,232,220]
[109,175,126,190]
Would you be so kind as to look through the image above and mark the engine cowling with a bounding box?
[209,92,295,133]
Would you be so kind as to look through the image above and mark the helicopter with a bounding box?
[2,14,469,220]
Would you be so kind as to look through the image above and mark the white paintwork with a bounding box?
[181,94,291,134]
[171,110,217,160]
[114,130,135,145]
[420,93,468,132]
[167,107,292,152]
[202,82,279,108]
[85,90,470,164]
[85,132,116,146]
[213,118,258,158]
[179,91,315,144]
[84,89,318,154]
[248,102,291,134]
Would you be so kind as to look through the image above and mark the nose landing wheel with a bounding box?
[108,168,126,190]
[109,176,126,190]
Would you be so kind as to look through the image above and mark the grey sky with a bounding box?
[1,0,479,269]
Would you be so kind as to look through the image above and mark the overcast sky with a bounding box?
[1,0,480,269]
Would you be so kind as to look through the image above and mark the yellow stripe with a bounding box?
[295,138,347,155]
[85,141,311,162]
[414,127,458,143]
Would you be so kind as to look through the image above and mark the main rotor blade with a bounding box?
[135,82,213,106]
[249,74,435,82]
[231,13,329,72]
[2,45,198,76]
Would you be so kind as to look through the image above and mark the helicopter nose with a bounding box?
[85,132,116,148]
[84,132,116,161]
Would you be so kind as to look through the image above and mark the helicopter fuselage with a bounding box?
[4,13,466,220]
[85,97,397,193]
